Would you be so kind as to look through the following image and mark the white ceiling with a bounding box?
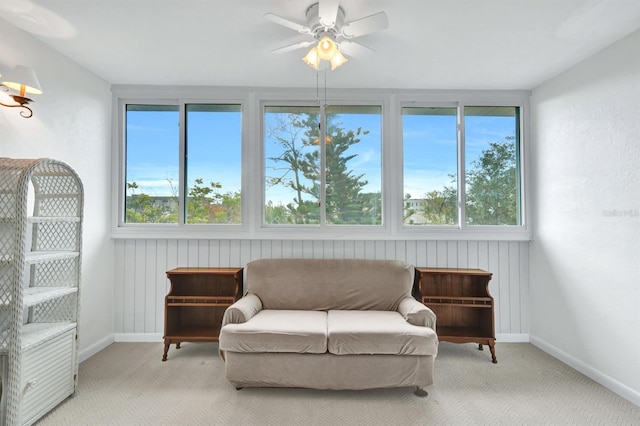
[2,0,640,90]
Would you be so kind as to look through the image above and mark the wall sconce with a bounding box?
[0,65,43,118]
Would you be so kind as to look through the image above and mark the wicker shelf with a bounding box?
[25,251,80,264]
[28,216,81,223]
[0,158,83,425]
[0,287,78,308]
[24,287,78,308]
[0,323,77,353]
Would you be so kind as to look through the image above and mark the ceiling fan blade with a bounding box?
[338,41,374,58]
[318,0,340,27]
[272,40,315,54]
[341,12,389,38]
[264,13,311,34]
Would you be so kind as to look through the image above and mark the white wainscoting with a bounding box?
[113,239,530,338]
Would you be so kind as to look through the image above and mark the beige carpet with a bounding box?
[36,342,640,425]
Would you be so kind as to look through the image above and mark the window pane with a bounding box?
[464,106,521,225]
[325,106,382,225]
[185,104,242,224]
[125,105,179,223]
[402,107,458,225]
[264,106,321,224]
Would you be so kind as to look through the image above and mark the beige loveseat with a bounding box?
[219,258,438,396]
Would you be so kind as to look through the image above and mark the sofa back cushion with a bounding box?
[246,258,414,311]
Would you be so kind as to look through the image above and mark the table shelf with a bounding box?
[163,267,243,361]
[414,267,497,363]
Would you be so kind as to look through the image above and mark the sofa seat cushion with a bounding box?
[327,310,438,356]
[219,310,327,354]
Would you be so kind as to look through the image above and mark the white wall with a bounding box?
[0,20,114,360]
[530,29,640,405]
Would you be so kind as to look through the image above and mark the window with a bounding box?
[464,106,521,226]
[185,104,242,224]
[402,107,458,225]
[125,105,179,224]
[123,103,242,225]
[116,88,528,240]
[402,105,522,227]
[263,104,382,226]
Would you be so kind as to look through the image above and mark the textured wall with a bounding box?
[0,18,114,358]
[530,29,640,404]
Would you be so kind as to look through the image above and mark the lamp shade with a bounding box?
[316,36,338,60]
[302,47,320,70]
[2,65,43,95]
[329,50,348,70]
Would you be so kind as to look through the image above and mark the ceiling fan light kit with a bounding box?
[302,35,348,70]
[266,1,388,71]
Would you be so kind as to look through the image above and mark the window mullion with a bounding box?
[320,104,327,226]
[458,104,466,229]
[178,102,187,225]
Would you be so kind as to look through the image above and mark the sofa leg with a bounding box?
[235,387,243,391]
[414,387,428,397]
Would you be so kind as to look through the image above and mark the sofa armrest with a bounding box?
[398,297,437,330]
[221,293,263,328]
[219,293,263,361]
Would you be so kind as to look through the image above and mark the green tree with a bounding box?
[125,182,176,223]
[325,124,375,224]
[266,111,378,224]
[187,178,241,224]
[125,178,240,224]
[266,113,321,224]
[465,137,518,225]
[264,200,288,224]
[420,187,457,225]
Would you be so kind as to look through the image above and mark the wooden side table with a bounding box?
[414,267,497,363]
[163,267,243,361]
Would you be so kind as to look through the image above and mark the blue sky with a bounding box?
[125,105,516,204]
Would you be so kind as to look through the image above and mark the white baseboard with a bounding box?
[114,333,163,342]
[530,334,640,407]
[113,333,530,344]
[496,333,529,342]
[112,333,531,344]
[79,334,114,362]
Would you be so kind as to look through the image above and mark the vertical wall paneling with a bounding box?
[114,239,530,337]
[155,240,169,332]
[519,242,530,334]
[114,238,125,333]
[122,240,136,333]
[133,241,147,333]
[508,241,521,333]
[144,240,157,333]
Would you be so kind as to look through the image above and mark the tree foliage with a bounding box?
[125,128,516,226]
[125,178,241,224]
[465,137,518,225]
[410,137,517,226]
[265,111,380,225]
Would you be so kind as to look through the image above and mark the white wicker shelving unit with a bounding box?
[0,158,83,426]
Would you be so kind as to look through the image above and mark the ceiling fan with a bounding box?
[265,0,389,70]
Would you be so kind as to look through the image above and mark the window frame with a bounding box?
[398,101,526,233]
[260,99,387,233]
[111,86,530,241]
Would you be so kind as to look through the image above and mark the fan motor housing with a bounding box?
[306,2,345,35]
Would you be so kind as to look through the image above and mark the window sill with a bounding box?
[111,224,531,241]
